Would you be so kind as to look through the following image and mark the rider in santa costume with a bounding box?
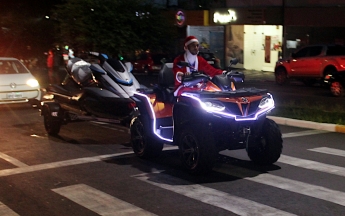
[172,35,224,96]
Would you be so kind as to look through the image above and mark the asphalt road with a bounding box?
[1,100,345,215]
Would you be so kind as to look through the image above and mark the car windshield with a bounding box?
[0,60,29,74]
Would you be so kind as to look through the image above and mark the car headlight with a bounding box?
[259,96,274,109]
[201,101,225,112]
[27,78,39,87]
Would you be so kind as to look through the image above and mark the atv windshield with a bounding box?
[104,58,125,73]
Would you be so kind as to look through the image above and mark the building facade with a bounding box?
[164,0,345,71]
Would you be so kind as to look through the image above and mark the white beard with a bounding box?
[185,49,197,65]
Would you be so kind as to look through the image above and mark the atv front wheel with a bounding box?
[178,126,216,174]
[246,118,283,165]
[42,104,61,136]
[130,117,163,158]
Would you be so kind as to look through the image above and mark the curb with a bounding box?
[268,116,345,134]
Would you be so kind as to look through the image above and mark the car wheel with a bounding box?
[42,104,61,135]
[130,117,163,158]
[177,126,216,174]
[246,118,283,165]
[275,67,288,85]
[330,81,344,97]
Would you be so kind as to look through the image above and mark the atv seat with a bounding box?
[156,63,175,103]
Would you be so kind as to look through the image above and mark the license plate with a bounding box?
[7,92,23,99]
[207,61,214,64]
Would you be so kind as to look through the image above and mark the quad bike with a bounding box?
[130,59,283,174]
[41,52,141,135]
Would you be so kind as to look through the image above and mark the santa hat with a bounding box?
[184,36,199,47]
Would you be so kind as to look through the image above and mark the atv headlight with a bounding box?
[201,101,225,112]
[259,95,274,109]
[27,78,39,87]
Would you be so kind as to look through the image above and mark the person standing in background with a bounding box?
[46,49,59,84]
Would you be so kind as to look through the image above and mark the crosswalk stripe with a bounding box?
[308,147,345,157]
[278,155,345,177]
[282,130,329,138]
[133,172,297,216]
[0,152,134,177]
[0,202,19,216]
[52,184,156,216]
[0,152,28,167]
[214,164,345,207]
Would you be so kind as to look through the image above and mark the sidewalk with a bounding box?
[236,69,275,82]
[268,116,345,134]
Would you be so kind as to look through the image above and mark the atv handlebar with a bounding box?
[182,73,210,87]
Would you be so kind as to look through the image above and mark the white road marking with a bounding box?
[308,147,345,157]
[0,146,177,177]
[53,184,156,216]
[0,202,19,216]
[278,155,345,177]
[0,152,133,177]
[0,152,28,167]
[215,164,345,206]
[282,130,329,138]
[134,172,297,216]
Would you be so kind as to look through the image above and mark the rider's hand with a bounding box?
[185,71,192,76]
[222,70,228,75]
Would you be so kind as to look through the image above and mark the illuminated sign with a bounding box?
[176,10,185,27]
[213,10,237,24]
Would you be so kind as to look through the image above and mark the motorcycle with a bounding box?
[41,52,141,135]
[324,72,345,97]
[130,59,283,174]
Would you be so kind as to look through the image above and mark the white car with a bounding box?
[0,57,41,106]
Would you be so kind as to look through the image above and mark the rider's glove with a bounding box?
[222,70,228,75]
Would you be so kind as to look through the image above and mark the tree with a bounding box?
[0,0,63,58]
[54,0,177,56]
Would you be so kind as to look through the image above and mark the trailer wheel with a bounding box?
[247,118,283,165]
[177,126,216,174]
[130,117,163,158]
[42,104,61,136]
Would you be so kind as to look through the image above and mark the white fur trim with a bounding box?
[185,38,199,46]
[176,72,183,83]
[174,85,184,97]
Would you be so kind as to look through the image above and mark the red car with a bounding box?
[275,44,345,85]
[131,53,171,75]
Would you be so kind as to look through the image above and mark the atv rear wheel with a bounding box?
[42,104,61,136]
[178,126,216,174]
[130,117,163,158]
[246,118,283,165]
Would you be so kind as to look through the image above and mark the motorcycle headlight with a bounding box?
[259,96,274,109]
[201,101,225,112]
[27,78,39,87]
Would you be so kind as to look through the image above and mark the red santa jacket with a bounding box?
[172,53,223,89]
